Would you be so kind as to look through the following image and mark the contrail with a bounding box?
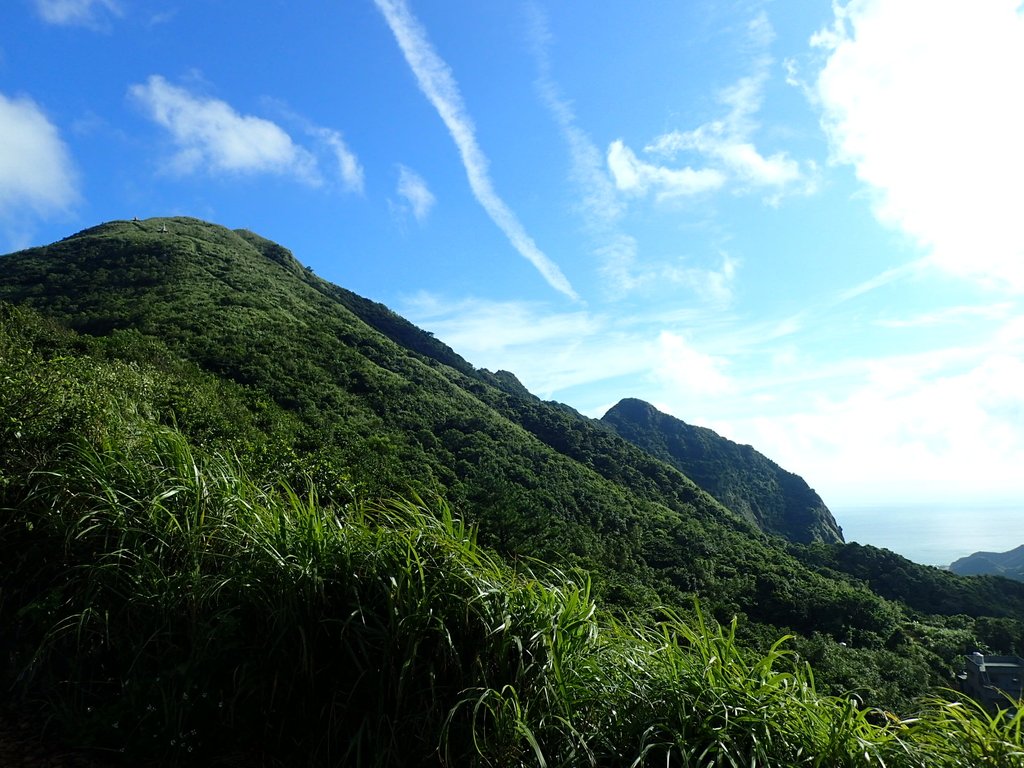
[373,0,579,301]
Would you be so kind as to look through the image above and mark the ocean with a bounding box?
[832,503,1024,567]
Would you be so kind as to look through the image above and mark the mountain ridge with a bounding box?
[950,544,1024,581]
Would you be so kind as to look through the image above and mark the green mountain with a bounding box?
[0,218,752,609]
[951,545,1024,581]
[5,218,1024,763]
[602,398,843,544]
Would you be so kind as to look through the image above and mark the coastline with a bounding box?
[834,502,1024,567]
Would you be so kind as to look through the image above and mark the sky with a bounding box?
[3,0,1024,560]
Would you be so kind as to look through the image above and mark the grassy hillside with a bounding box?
[4,218,1024,728]
[2,303,1022,766]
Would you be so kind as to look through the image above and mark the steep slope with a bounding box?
[602,398,843,544]
[950,545,1024,581]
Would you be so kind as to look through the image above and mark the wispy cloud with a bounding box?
[262,98,365,193]
[408,294,596,352]
[129,76,364,193]
[812,1,1024,292]
[312,127,364,194]
[832,259,926,304]
[595,238,739,305]
[404,293,646,396]
[403,292,740,403]
[655,330,735,396]
[607,140,727,199]
[373,0,578,301]
[33,0,121,28]
[593,234,643,294]
[663,252,739,305]
[0,91,78,222]
[616,303,1024,508]
[874,303,1016,329]
[395,164,435,222]
[408,281,1024,509]
[527,4,637,296]
[527,4,736,302]
[527,4,623,225]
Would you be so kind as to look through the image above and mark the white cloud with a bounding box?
[0,91,78,218]
[727,348,1024,507]
[715,141,801,188]
[373,0,578,301]
[655,331,735,396]
[813,0,1024,291]
[34,0,121,27]
[395,165,435,222]
[128,75,319,182]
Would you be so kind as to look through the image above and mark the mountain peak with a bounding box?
[56,217,303,271]
[602,398,843,544]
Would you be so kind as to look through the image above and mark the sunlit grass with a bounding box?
[3,420,1023,766]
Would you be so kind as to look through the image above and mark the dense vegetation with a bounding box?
[602,397,842,544]
[3,218,1024,763]
[2,306,1022,767]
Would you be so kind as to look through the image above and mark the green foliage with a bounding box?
[793,541,1024,658]
[794,541,1024,620]
[2,411,1020,765]
[4,218,1024,729]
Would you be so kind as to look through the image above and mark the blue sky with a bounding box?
[3,1,1024,547]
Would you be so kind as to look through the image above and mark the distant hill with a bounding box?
[602,398,843,544]
[950,545,1024,581]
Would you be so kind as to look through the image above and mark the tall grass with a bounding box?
[3,421,1023,766]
